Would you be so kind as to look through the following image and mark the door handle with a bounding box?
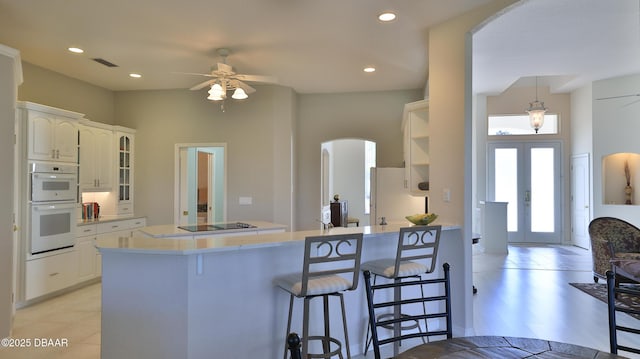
[524,190,531,203]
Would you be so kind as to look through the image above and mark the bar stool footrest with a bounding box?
[302,336,344,359]
[377,313,421,331]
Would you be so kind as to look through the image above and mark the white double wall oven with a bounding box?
[29,162,77,255]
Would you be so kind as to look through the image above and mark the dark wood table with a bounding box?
[394,336,625,358]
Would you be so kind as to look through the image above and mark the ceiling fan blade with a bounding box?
[236,80,256,94]
[235,74,278,84]
[172,71,214,78]
[189,79,216,91]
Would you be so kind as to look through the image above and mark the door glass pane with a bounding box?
[495,148,518,231]
[530,148,554,232]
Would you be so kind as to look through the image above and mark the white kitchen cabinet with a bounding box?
[18,102,83,163]
[402,99,430,195]
[80,218,146,283]
[114,128,135,215]
[21,217,146,303]
[76,224,98,282]
[24,250,77,300]
[95,218,146,275]
[79,122,113,191]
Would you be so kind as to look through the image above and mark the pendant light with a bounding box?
[527,77,547,133]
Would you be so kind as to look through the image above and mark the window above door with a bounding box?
[488,114,559,136]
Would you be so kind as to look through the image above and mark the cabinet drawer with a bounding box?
[124,217,146,229]
[77,224,97,237]
[25,251,77,300]
[117,203,133,215]
[97,220,128,234]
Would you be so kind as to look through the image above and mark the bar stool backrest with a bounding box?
[393,225,442,278]
[299,233,364,297]
[606,270,640,356]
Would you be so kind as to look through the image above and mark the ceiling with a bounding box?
[473,0,640,95]
[0,0,639,96]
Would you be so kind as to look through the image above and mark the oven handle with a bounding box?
[32,202,77,211]
[32,173,77,181]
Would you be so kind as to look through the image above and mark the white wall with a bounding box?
[571,84,594,222]
[593,74,640,225]
[331,139,367,227]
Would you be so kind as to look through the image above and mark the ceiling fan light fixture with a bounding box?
[68,47,84,54]
[208,83,225,101]
[231,88,248,100]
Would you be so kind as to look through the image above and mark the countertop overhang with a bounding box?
[96,223,461,255]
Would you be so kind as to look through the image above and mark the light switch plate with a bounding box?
[443,188,451,202]
[239,196,252,205]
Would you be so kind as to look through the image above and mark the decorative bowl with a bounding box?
[405,213,438,225]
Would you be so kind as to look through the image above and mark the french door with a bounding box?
[488,141,562,243]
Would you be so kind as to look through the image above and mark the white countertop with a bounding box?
[77,215,146,226]
[96,222,460,255]
[139,220,287,238]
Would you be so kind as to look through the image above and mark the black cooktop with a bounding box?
[178,222,256,232]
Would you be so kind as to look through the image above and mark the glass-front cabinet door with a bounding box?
[115,130,135,214]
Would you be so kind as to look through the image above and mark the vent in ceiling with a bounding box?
[92,58,119,68]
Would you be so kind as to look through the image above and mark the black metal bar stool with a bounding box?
[360,225,442,356]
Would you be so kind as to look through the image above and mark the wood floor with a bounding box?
[1,244,638,359]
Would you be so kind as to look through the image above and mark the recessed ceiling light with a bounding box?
[129,73,142,78]
[364,67,376,73]
[378,12,396,22]
[68,47,84,54]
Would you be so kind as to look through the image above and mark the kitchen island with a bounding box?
[96,223,472,359]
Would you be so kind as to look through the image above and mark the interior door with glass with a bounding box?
[488,141,562,243]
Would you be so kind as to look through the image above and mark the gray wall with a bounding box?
[19,62,115,124]
[0,45,18,340]
[296,90,422,229]
[16,61,421,230]
[114,86,296,227]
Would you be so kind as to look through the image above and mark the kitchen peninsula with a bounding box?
[96,223,471,359]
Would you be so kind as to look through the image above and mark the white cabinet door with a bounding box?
[28,112,78,163]
[115,132,135,214]
[95,128,113,189]
[28,112,56,161]
[54,119,79,163]
[24,251,77,300]
[78,126,97,189]
[77,238,97,282]
[79,125,113,191]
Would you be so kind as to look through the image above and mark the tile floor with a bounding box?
[1,244,638,359]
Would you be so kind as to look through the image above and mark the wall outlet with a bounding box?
[443,188,451,202]
[239,196,253,205]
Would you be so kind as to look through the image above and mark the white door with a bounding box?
[177,148,197,225]
[207,153,216,223]
[488,141,562,243]
[571,154,591,249]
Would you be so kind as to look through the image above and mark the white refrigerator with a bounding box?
[370,167,427,225]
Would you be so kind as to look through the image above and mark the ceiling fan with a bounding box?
[184,48,277,102]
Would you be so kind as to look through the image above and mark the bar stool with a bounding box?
[360,225,442,355]
[275,233,363,359]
